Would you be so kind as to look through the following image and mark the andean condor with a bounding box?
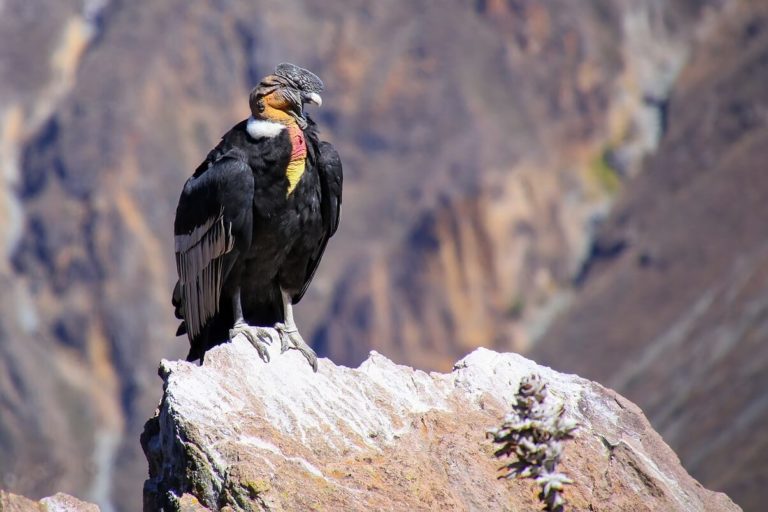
[171,63,342,371]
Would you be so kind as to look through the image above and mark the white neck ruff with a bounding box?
[246,116,285,139]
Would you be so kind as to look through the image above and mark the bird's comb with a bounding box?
[275,63,324,93]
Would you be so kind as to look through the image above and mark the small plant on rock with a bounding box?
[488,374,578,512]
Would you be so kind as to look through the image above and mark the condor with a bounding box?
[172,63,342,371]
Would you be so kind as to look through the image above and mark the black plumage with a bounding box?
[171,64,342,370]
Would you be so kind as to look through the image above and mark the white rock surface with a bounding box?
[142,338,739,511]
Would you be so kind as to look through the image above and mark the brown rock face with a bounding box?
[314,0,709,369]
[531,2,768,510]
[0,490,99,511]
[142,341,737,511]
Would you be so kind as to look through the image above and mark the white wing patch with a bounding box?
[175,208,235,339]
[247,116,285,139]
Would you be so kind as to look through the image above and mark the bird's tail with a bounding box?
[173,278,233,361]
[172,280,187,336]
[185,299,233,362]
[180,280,284,362]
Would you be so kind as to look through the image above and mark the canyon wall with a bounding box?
[531,3,768,510]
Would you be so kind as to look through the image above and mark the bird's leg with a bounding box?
[275,289,318,372]
[228,286,276,363]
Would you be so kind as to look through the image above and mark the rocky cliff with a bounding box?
[531,2,768,510]
[141,341,738,511]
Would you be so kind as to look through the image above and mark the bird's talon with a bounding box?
[230,324,275,363]
[275,324,318,372]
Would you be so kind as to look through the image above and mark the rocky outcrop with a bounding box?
[142,340,737,511]
[531,3,768,510]
[0,490,99,511]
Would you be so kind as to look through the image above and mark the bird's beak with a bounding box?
[304,92,322,107]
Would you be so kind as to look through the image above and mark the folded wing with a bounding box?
[173,153,254,343]
[292,141,343,303]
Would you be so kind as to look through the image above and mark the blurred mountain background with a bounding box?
[0,0,765,510]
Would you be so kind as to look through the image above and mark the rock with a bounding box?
[141,339,738,511]
[0,490,99,511]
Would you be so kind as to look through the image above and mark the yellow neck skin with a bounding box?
[285,151,305,195]
[257,93,306,195]
[258,91,298,126]
[260,104,297,126]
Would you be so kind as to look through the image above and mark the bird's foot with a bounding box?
[275,322,318,372]
[229,322,277,363]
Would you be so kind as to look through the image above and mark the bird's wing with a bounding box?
[293,141,343,303]
[173,152,255,341]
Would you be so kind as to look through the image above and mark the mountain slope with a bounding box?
[531,3,768,509]
[314,0,711,369]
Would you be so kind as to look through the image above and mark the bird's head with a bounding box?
[249,63,324,129]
